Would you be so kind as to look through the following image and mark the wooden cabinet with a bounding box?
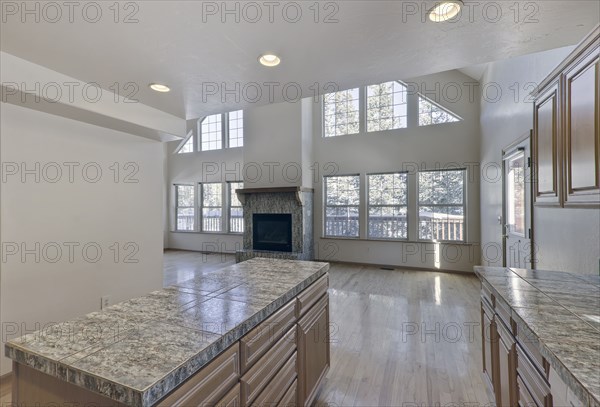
[297,293,330,407]
[532,25,600,207]
[564,42,600,206]
[533,79,562,206]
[157,344,240,407]
[497,318,517,407]
[481,298,496,392]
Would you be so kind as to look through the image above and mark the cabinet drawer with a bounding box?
[279,379,297,407]
[517,345,551,407]
[481,296,494,319]
[217,383,241,407]
[241,299,296,372]
[482,283,495,308]
[517,329,546,378]
[240,326,297,406]
[297,275,328,317]
[518,376,538,407]
[495,297,512,331]
[496,316,514,347]
[251,352,297,407]
[157,343,240,407]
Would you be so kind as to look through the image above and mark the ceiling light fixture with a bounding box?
[258,54,281,67]
[428,0,463,22]
[149,83,170,92]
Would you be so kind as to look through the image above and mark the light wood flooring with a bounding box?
[1,250,493,406]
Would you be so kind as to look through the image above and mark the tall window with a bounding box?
[366,81,408,132]
[200,114,223,151]
[323,88,360,137]
[201,183,223,232]
[175,185,195,231]
[228,110,244,148]
[228,181,244,233]
[418,96,461,126]
[367,173,408,239]
[418,169,466,241]
[324,175,360,237]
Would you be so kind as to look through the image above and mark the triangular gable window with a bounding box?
[176,132,194,154]
[418,95,461,126]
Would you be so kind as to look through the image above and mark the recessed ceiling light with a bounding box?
[428,0,462,22]
[258,54,281,67]
[149,83,170,92]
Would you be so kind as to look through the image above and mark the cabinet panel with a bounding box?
[533,80,561,205]
[217,383,241,407]
[157,343,240,407]
[564,47,600,206]
[497,319,517,407]
[481,300,496,394]
[279,379,297,407]
[517,345,551,407]
[240,299,296,373]
[297,275,328,318]
[251,352,297,407]
[240,327,296,407]
[297,294,330,407]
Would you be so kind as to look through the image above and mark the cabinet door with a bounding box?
[564,44,600,206]
[533,79,562,206]
[297,294,330,407]
[497,320,517,407]
[481,302,495,392]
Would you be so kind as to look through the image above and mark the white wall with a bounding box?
[166,70,482,272]
[312,70,482,271]
[0,103,164,375]
[479,46,600,274]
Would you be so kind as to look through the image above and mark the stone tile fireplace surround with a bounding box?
[235,187,314,262]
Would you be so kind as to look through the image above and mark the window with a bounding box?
[323,88,360,137]
[177,135,194,154]
[175,185,195,231]
[324,175,360,237]
[418,96,461,126]
[200,114,223,151]
[366,81,408,132]
[418,169,466,241]
[228,181,244,233]
[367,173,408,239]
[228,110,244,148]
[201,183,222,232]
[199,111,244,151]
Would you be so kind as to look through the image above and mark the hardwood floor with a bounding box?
[1,251,493,406]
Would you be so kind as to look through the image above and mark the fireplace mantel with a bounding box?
[236,186,314,206]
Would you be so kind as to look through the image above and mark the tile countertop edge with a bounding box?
[5,261,330,407]
[473,266,599,407]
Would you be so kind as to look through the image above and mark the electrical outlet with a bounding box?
[101,295,111,310]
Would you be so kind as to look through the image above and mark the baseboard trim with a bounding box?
[316,259,476,275]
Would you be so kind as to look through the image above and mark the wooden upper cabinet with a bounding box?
[564,42,600,206]
[532,24,600,208]
[533,79,561,206]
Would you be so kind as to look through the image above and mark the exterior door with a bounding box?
[503,139,533,269]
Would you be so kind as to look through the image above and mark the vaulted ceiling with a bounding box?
[2,1,598,119]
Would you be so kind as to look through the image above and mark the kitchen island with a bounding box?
[475,266,600,407]
[6,258,330,406]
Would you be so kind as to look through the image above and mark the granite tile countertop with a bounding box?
[5,258,329,406]
[475,266,600,406]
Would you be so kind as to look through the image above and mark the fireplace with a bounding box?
[253,214,292,252]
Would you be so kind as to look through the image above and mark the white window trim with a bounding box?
[173,184,197,232]
[417,94,463,127]
[366,171,409,240]
[199,111,244,152]
[416,168,467,243]
[227,181,244,234]
[323,174,361,238]
[174,130,195,154]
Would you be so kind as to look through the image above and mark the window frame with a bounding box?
[365,81,409,133]
[417,168,467,242]
[174,184,196,232]
[323,174,361,238]
[322,88,362,138]
[198,110,244,152]
[199,182,224,233]
[175,131,196,154]
[227,181,244,234]
[366,171,409,240]
[417,94,463,127]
